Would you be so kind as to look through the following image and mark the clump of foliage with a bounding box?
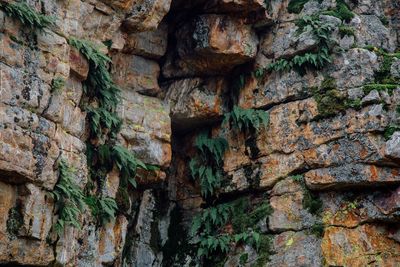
[338,25,355,37]
[69,37,149,227]
[68,38,121,144]
[292,175,322,215]
[322,0,354,22]
[189,131,228,197]
[1,1,55,29]
[361,46,400,96]
[51,160,86,236]
[191,197,273,262]
[312,76,363,117]
[268,15,335,73]
[287,0,310,14]
[224,106,269,133]
[6,206,23,238]
[85,195,118,225]
[380,16,389,26]
[51,77,66,93]
[384,124,400,140]
[310,222,324,237]
[287,0,322,14]
[86,107,122,140]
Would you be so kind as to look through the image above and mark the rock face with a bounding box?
[1,0,400,266]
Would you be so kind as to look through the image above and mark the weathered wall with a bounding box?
[0,0,399,266]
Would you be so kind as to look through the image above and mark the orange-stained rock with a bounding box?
[136,168,167,185]
[0,33,25,67]
[98,215,128,264]
[123,22,168,59]
[102,0,135,10]
[165,77,228,130]
[258,152,305,188]
[268,230,323,266]
[69,46,89,81]
[269,191,318,232]
[112,53,161,96]
[322,224,400,266]
[162,14,258,78]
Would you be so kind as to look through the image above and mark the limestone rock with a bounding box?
[0,113,59,189]
[44,78,86,138]
[361,89,381,105]
[122,0,172,33]
[322,224,400,266]
[164,77,227,130]
[99,215,129,264]
[0,62,51,114]
[268,231,323,267]
[18,184,54,240]
[320,187,400,228]
[112,53,161,96]
[118,90,171,168]
[328,48,379,89]
[258,152,305,188]
[351,15,396,52]
[303,133,387,168]
[385,132,400,160]
[269,191,318,232]
[123,22,168,59]
[305,164,400,190]
[163,14,258,78]
[69,47,89,81]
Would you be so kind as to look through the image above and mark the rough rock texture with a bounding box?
[1,0,400,266]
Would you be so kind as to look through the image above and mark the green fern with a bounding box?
[191,198,272,261]
[51,160,86,236]
[51,77,66,93]
[69,38,120,113]
[194,131,228,166]
[85,195,118,225]
[322,0,354,22]
[268,14,335,73]
[224,106,269,133]
[1,1,55,30]
[189,131,228,196]
[86,107,122,139]
[112,145,147,188]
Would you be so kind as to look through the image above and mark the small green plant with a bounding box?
[6,206,23,238]
[291,175,322,215]
[191,198,272,261]
[70,36,148,228]
[268,15,335,73]
[112,145,147,188]
[85,195,118,225]
[86,107,122,139]
[51,77,66,93]
[287,0,322,14]
[1,1,55,29]
[380,16,389,26]
[322,0,354,22]
[363,84,398,95]
[310,222,324,237]
[51,160,86,236]
[224,106,269,133]
[384,124,400,140]
[344,98,362,110]
[68,38,120,113]
[189,131,228,197]
[338,25,355,37]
